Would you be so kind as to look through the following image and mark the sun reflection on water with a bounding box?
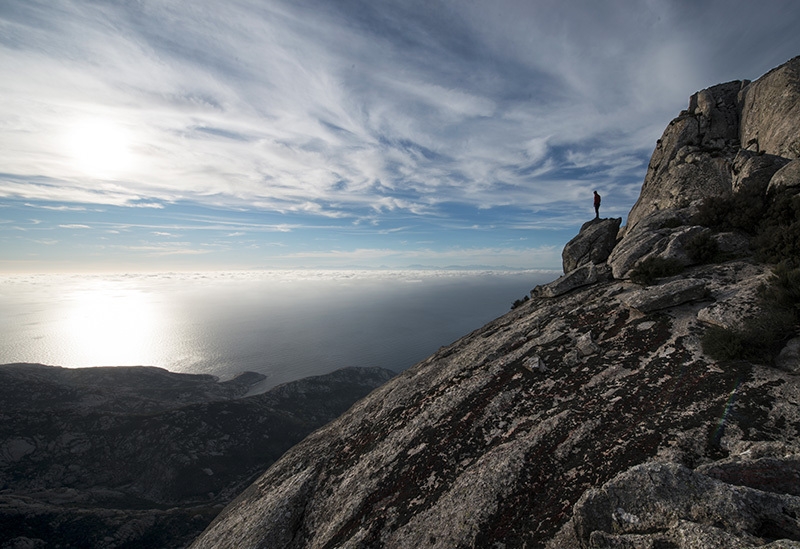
[62,282,167,367]
[1,270,557,388]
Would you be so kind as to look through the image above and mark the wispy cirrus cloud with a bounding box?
[1,0,799,270]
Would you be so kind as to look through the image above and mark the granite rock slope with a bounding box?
[192,57,800,549]
[0,364,394,549]
[193,261,800,549]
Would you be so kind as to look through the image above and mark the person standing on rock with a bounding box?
[593,190,601,218]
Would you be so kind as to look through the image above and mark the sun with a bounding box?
[66,118,134,178]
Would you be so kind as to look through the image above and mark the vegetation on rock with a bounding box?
[754,188,800,265]
[702,262,800,363]
[629,256,684,286]
[694,186,800,265]
[691,186,766,235]
[510,295,530,310]
[685,231,721,264]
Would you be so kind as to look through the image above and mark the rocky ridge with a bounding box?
[0,364,394,548]
[192,57,800,548]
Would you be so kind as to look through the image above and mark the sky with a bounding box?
[1,0,799,273]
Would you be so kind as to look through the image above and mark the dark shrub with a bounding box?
[511,295,530,310]
[692,187,767,235]
[693,187,800,265]
[692,195,733,229]
[761,262,800,318]
[660,217,684,229]
[685,231,720,264]
[703,262,800,363]
[728,189,768,234]
[742,310,796,352]
[702,326,744,361]
[753,190,800,265]
[630,256,684,286]
[702,311,794,363]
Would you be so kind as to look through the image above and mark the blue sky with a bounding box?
[1,0,800,272]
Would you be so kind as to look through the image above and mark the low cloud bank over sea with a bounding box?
[0,269,557,391]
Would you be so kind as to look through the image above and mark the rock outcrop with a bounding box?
[190,57,800,549]
[561,217,622,274]
[625,80,745,233]
[607,221,707,279]
[0,364,394,548]
[625,56,800,237]
[571,461,800,548]
[732,149,790,195]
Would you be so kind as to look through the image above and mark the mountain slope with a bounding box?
[192,57,800,549]
[192,262,799,548]
[0,364,394,548]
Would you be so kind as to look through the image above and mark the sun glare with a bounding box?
[64,283,165,367]
[66,119,134,178]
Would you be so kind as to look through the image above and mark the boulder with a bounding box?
[732,149,790,195]
[618,278,707,313]
[574,332,599,357]
[627,148,733,232]
[532,263,613,298]
[607,228,664,280]
[572,462,800,549]
[588,522,754,549]
[698,456,800,497]
[562,218,622,274]
[607,220,707,279]
[740,56,800,159]
[768,159,800,193]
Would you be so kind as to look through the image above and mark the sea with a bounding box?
[0,270,557,392]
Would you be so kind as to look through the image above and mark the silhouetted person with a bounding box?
[593,190,601,218]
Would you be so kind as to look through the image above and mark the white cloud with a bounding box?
[2,0,800,270]
[275,244,561,269]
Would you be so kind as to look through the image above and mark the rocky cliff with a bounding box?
[191,57,800,549]
[0,364,394,548]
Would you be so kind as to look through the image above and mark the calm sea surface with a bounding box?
[0,270,557,392]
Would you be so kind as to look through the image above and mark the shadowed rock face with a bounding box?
[625,80,745,233]
[0,364,394,548]
[769,159,800,193]
[740,56,800,159]
[191,57,800,549]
